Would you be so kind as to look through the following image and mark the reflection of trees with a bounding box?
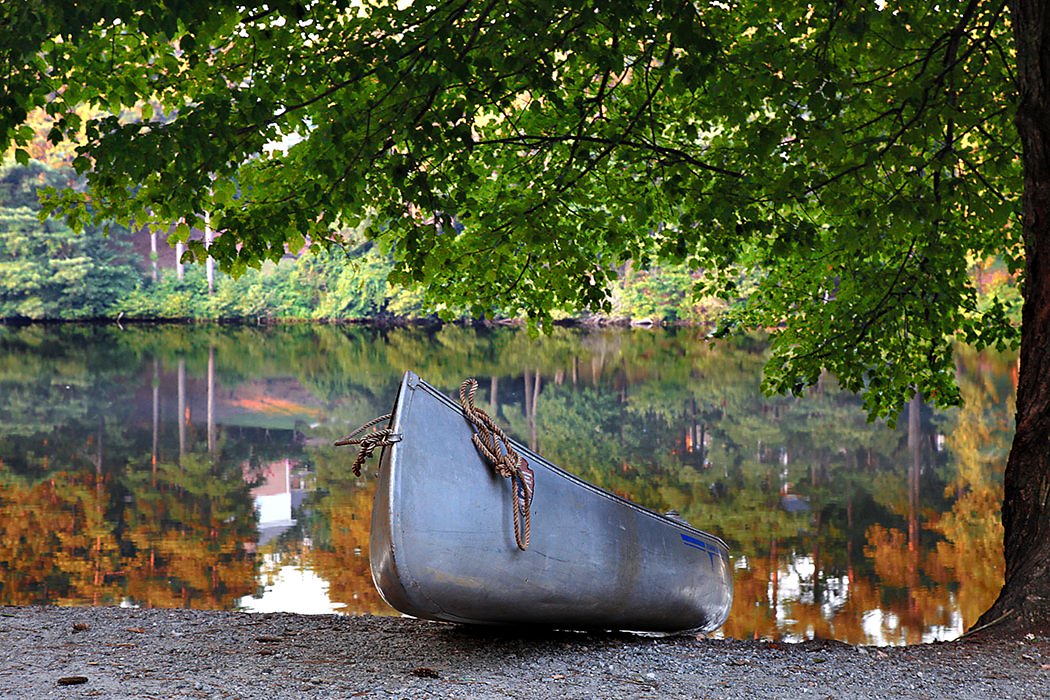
[0,323,1016,642]
[121,455,258,609]
[0,326,142,470]
[925,348,1011,630]
[0,326,143,606]
[305,483,394,615]
[0,454,258,609]
[298,437,394,615]
[0,326,259,609]
[0,467,121,605]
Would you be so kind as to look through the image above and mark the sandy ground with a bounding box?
[2,606,1049,699]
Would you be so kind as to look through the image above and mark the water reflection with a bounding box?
[0,324,1013,644]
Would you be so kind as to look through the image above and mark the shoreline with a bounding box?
[0,312,707,329]
[3,606,1047,699]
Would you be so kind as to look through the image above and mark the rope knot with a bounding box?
[491,452,521,480]
[459,378,534,551]
[334,414,400,476]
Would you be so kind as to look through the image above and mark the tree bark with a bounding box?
[974,0,1050,637]
[150,230,158,282]
[176,240,185,280]
[205,211,214,295]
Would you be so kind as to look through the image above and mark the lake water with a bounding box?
[0,323,1014,645]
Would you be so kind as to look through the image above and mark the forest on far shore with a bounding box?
[0,159,1020,327]
[0,159,732,324]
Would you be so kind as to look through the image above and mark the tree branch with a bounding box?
[477,134,742,177]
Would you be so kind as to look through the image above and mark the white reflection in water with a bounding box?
[239,556,341,615]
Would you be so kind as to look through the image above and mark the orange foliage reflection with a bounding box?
[0,457,257,610]
[719,349,1010,645]
[0,468,121,606]
[307,483,396,616]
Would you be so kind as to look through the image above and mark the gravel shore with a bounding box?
[2,606,1048,699]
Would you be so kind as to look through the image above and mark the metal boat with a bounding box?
[365,371,734,633]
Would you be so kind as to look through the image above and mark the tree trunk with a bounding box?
[205,211,214,295]
[150,230,158,282]
[974,0,1050,637]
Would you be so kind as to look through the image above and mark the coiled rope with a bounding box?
[459,378,534,551]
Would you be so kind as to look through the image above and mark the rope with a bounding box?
[334,413,400,476]
[459,378,534,551]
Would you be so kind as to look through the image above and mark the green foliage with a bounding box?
[0,1,1022,418]
[0,163,139,319]
[612,264,727,323]
[113,244,428,321]
[118,268,211,319]
[0,160,734,324]
[0,159,77,208]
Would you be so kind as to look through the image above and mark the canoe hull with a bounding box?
[369,372,733,633]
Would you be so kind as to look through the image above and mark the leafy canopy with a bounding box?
[1,0,1018,417]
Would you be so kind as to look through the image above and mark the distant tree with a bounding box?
[0,159,76,209]
[0,163,139,319]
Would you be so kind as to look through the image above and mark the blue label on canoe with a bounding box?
[681,533,724,567]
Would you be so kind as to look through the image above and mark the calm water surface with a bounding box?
[0,324,1014,645]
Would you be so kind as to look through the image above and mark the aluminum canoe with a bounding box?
[368,371,734,633]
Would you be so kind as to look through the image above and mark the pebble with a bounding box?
[57,676,88,686]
